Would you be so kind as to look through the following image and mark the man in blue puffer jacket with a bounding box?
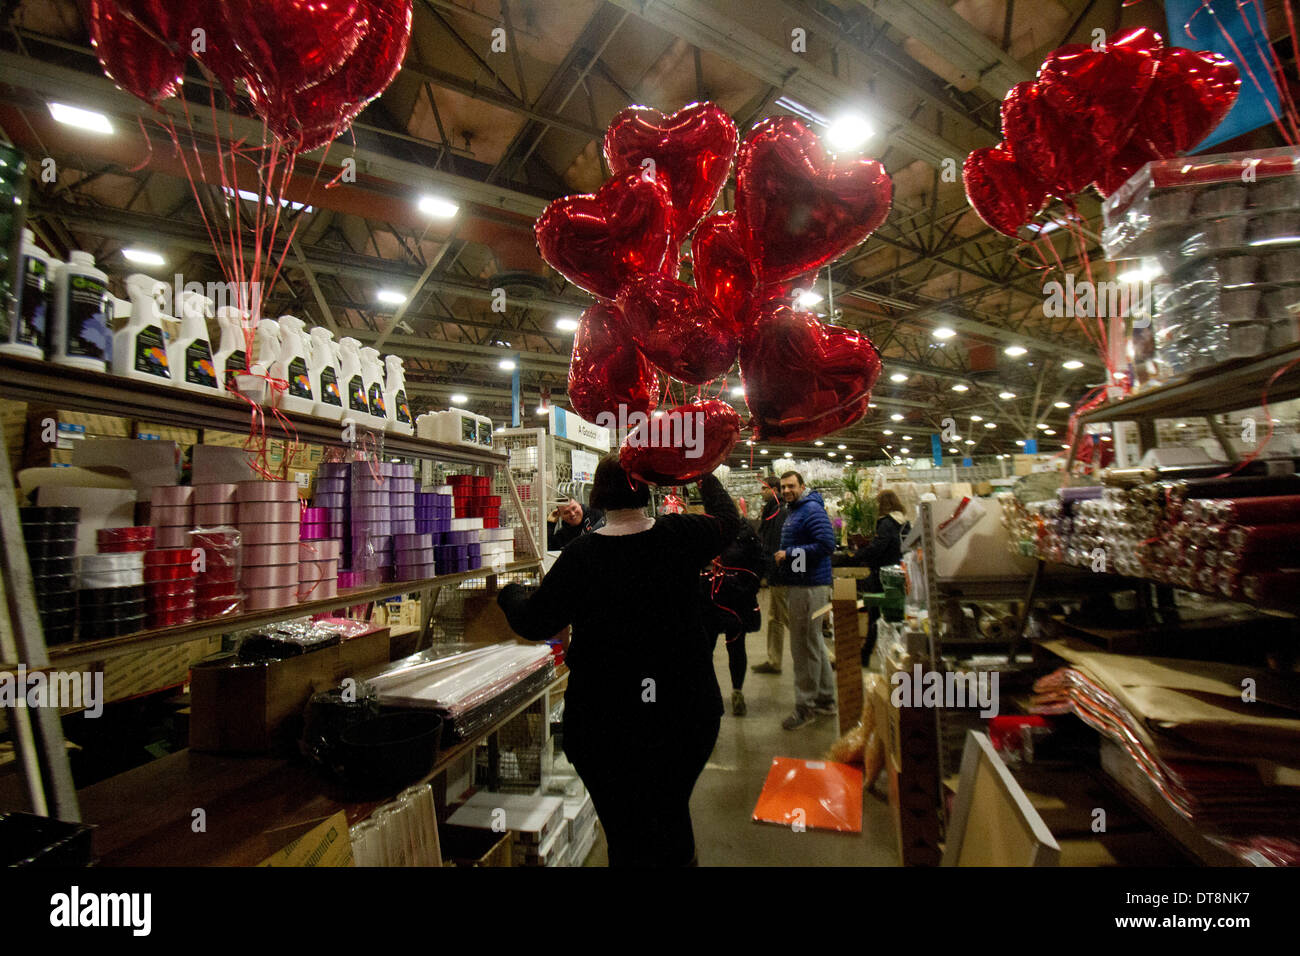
[773,470,837,730]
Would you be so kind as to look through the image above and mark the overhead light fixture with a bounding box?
[1036,423,1048,430]
[932,326,956,340]
[889,372,908,383]
[881,429,893,436]
[964,439,975,445]
[845,454,853,460]
[1044,429,1056,436]
[825,112,874,152]
[653,410,664,418]
[970,414,983,422]
[1004,345,1028,357]
[1175,421,1188,429]
[867,402,877,409]
[999,391,1016,400]
[951,384,969,392]
[1054,401,1070,409]
[48,102,112,134]
[827,451,836,457]
[418,194,459,219]
[890,413,904,422]
[1016,439,1026,446]
[1062,359,1084,370]
[376,290,407,306]
[449,393,468,405]
[122,248,165,267]
[984,422,996,429]
[948,447,959,454]
[774,96,829,127]
[814,440,825,446]
[783,451,793,458]
[1117,265,1159,284]
[837,444,847,450]
[902,435,912,441]
[536,405,548,415]
[498,358,516,371]
[899,447,909,454]
[731,386,746,398]
[794,289,823,309]
[760,449,769,455]
[555,317,579,333]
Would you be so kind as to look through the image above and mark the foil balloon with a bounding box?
[616,273,740,385]
[691,212,758,331]
[735,117,892,284]
[963,145,1049,238]
[620,399,742,485]
[1000,81,1099,197]
[567,302,659,423]
[88,0,189,105]
[1036,27,1163,167]
[1133,47,1240,160]
[535,172,674,301]
[740,304,881,442]
[603,102,738,247]
[218,0,369,105]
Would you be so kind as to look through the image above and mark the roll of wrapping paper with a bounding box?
[1205,495,1300,525]
[1218,549,1293,573]
[1242,571,1300,604]
[1170,474,1300,502]
[1100,467,1158,487]
[1226,523,1300,552]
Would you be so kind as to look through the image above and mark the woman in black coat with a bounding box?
[497,454,740,866]
[700,520,765,716]
[838,489,911,660]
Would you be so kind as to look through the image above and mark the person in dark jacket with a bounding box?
[701,520,765,716]
[498,454,740,866]
[836,489,911,662]
[753,474,789,675]
[547,498,604,550]
[774,470,837,730]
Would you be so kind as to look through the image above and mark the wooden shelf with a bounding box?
[0,355,505,465]
[3,559,541,670]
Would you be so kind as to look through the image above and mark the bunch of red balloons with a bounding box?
[964,27,1240,238]
[538,102,892,484]
[88,0,413,153]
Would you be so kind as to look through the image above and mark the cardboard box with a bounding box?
[258,811,353,867]
[448,792,565,847]
[189,626,390,753]
[100,636,223,704]
[72,438,179,492]
[192,444,256,484]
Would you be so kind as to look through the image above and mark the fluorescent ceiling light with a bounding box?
[949,447,959,454]
[794,289,823,308]
[1117,265,1159,284]
[419,195,459,219]
[449,393,468,405]
[951,384,969,392]
[731,386,746,398]
[498,358,516,371]
[536,406,548,415]
[970,414,982,422]
[899,447,909,454]
[902,435,912,441]
[760,448,768,454]
[122,248,165,267]
[555,317,579,333]
[774,96,829,127]
[867,402,877,409]
[1004,345,1028,357]
[376,290,407,305]
[932,326,956,340]
[222,186,310,212]
[1044,429,1056,436]
[881,429,893,436]
[49,102,112,134]
[1054,401,1070,409]
[1016,439,1026,446]
[827,451,836,457]
[825,112,874,151]
[837,444,847,450]
[984,422,996,429]
[1062,359,1084,370]
[964,439,975,445]
[845,454,853,460]
[889,372,908,383]
[783,451,793,458]
[814,440,825,446]
[890,413,904,421]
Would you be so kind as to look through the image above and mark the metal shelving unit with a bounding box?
[0,358,540,823]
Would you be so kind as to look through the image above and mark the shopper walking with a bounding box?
[773,470,837,730]
[837,489,911,663]
[752,474,789,675]
[498,454,741,866]
[701,520,765,716]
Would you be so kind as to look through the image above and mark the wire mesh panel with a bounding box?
[493,428,547,559]
[475,695,551,793]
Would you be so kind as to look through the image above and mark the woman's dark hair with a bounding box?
[877,489,905,515]
[590,454,651,511]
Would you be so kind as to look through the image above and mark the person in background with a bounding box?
[498,454,740,866]
[701,519,765,716]
[752,474,789,675]
[836,489,911,663]
[773,470,836,730]
[547,498,604,550]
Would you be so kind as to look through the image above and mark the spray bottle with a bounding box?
[0,229,54,359]
[212,307,249,392]
[270,314,314,415]
[50,251,112,372]
[111,273,174,383]
[168,289,220,393]
[360,346,388,429]
[338,336,372,425]
[383,354,413,435]
[309,327,344,420]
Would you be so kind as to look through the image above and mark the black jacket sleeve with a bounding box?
[656,473,741,567]
[497,548,580,641]
[848,516,903,568]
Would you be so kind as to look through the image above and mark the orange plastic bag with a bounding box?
[751,757,864,833]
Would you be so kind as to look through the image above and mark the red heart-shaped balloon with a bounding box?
[692,212,758,331]
[1094,137,1156,197]
[1001,81,1100,197]
[89,0,189,105]
[604,101,738,247]
[535,172,674,301]
[616,273,740,385]
[620,399,741,485]
[735,117,892,284]
[1135,46,1240,158]
[740,304,881,442]
[567,302,659,424]
[963,144,1049,237]
[1037,27,1163,165]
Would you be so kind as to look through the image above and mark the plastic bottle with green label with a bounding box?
[0,230,53,359]
[309,326,344,420]
[50,251,112,372]
[169,288,220,393]
[383,354,413,435]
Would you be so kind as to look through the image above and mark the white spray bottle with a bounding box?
[50,251,112,372]
[338,336,371,425]
[112,273,175,383]
[211,307,249,392]
[270,314,314,415]
[383,354,413,435]
[168,289,220,393]
[309,327,344,420]
[359,346,388,429]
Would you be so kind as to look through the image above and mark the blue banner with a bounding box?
[931,434,942,467]
[1024,438,1038,454]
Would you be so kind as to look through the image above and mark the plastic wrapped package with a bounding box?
[233,618,356,662]
[189,526,244,619]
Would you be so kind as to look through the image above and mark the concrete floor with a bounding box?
[584,590,899,867]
